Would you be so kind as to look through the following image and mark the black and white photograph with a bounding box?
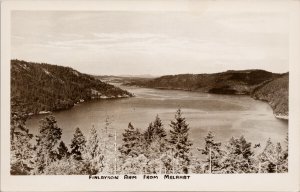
[1,0,300,191]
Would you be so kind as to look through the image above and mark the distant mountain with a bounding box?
[117,74,158,78]
[95,75,154,84]
[11,60,133,114]
[125,70,288,119]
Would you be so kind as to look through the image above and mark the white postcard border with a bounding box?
[1,0,300,191]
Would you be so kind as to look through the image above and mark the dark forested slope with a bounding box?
[125,70,288,119]
[11,60,133,114]
[126,70,281,94]
[252,73,289,119]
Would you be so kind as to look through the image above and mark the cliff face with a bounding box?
[11,60,133,114]
[251,73,289,119]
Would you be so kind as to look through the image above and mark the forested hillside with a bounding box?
[125,70,288,119]
[125,70,281,94]
[11,60,133,114]
[251,73,289,119]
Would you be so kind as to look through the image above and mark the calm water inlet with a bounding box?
[26,85,288,150]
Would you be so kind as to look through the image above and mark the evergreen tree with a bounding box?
[152,115,167,140]
[143,140,164,173]
[281,135,288,172]
[142,115,168,173]
[144,122,155,144]
[100,116,117,174]
[220,136,255,173]
[34,115,62,174]
[258,138,286,173]
[10,112,34,175]
[169,109,193,173]
[198,131,223,173]
[119,122,143,158]
[83,125,104,174]
[70,127,86,160]
[57,141,70,160]
[144,115,167,145]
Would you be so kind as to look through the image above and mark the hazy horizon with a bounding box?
[12,11,289,76]
[11,58,290,77]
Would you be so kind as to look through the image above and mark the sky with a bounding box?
[11,11,289,76]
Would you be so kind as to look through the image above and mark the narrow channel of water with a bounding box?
[26,85,288,151]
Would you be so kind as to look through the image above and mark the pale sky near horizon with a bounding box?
[11,11,289,76]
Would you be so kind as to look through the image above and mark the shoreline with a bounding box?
[25,85,288,121]
[123,84,288,121]
[26,94,134,117]
[274,114,289,120]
